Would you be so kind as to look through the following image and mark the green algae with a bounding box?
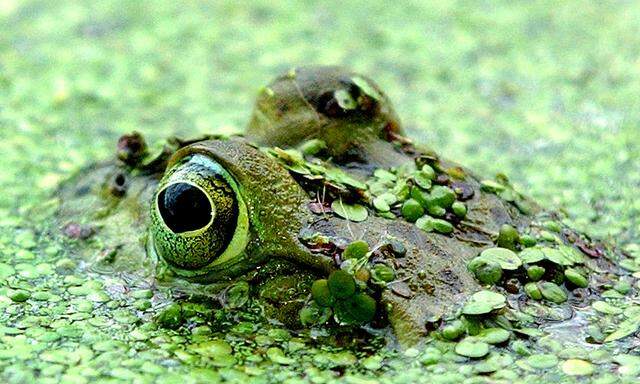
[1,1,640,383]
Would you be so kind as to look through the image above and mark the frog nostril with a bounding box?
[109,172,128,197]
[157,182,213,234]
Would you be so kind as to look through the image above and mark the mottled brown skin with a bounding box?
[54,66,538,346]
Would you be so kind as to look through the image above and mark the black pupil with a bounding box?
[158,182,212,233]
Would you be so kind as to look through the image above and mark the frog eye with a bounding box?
[314,80,378,118]
[150,154,249,271]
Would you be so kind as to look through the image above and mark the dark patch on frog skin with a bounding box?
[53,65,570,347]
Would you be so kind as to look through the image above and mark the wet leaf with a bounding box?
[477,248,522,270]
[604,315,640,342]
[478,328,510,344]
[462,290,506,315]
[519,247,545,264]
[455,339,490,358]
[561,359,594,376]
[592,301,622,315]
[527,353,559,369]
[331,201,368,222]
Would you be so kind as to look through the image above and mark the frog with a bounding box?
[53,65,622,347]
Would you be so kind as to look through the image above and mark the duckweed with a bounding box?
[538,282,568,304]
[401,199,424,222]
[564,268,588,288]
[311,279,333,307]
[343,240,369,260]
[455,339,490,358]
[496,224,519,251]
[327,270,356,299]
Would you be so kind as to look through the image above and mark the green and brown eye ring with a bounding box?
[150,154,249,272]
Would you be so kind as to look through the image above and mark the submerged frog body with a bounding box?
[54,66,620,346]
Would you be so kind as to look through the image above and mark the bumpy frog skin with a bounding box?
[54,66,614,346]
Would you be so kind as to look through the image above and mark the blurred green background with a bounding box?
[0,1,639,382]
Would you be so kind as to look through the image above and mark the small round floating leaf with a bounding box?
[331,201,368,222]
[455,339,490,358]
[401,199,424,222]
[520,247,545,264]
[431,218,454,234]
[410,187,429,207]
[462,290,506,315]
[468,258,502,285]
[480,180,506,193]
[592,301,623,315]
[614,280,632,294]
[524,282,542,300]
[371,264,395,283]
[415,216,433,232]
[348,293,377,323]
[413,171,433,190]
[526,265,545,281]
[559,245,584,264]
[603,315,640,342]
[8,290,30,302]
[478,248,522,270]
[343,240,369,260]
[334,293,377,325]
[372,196,390,212]
[474,261,503,285]
[519,234,537,247]
[155,304,183,329]
[441,320,465,340]
[561,359,594,376]
[527,354,559,369]
[564,268,588,288]
[373,168,396,181]
[325,168,367,190]
[298,139,327,156]
[451,201,467,218]
[538,282,567,304]
[225,281,250,309]
[299,302,332,326]
[543,221,562,233]
[478,328,510,344]
[327,270,356,299]
[311,279,333,307]
[429,186,456,208]
[496,224,519,251]
[421,164,436,180]
[542,247,574,266]
[426,205,446,217]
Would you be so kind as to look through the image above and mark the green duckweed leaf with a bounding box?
[519,247,545,264]
[527,353,559,369]
[477,328,510,344]
[560,359,594,376]
[331,201,368,222]
[324,168,367,190]
[462,290,506,315]
[454,339,490,358]
[604,315,640,342]
[592,300,622,315]
[477,248,522,270]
